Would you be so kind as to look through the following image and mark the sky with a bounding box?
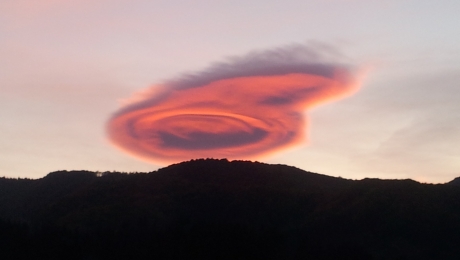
[1,0,459,183]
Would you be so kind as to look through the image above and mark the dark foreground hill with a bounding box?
[1,159,460,259]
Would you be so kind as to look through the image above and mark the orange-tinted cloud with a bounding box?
[107,45,364,164]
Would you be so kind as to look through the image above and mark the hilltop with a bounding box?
[1,159,460,259]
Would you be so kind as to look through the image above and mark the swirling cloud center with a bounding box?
[107,46,362,164]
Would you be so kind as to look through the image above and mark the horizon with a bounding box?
[1,1,459,183]
[1,158,457,185]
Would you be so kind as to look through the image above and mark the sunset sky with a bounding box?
[1,0,459,183]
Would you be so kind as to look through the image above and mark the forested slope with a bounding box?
[1,159,459,259]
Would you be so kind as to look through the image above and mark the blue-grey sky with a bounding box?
[1,0,459,183]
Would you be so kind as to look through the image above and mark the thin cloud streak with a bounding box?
[107,44,365,164]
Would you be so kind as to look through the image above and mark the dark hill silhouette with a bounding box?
[1,159,460,259]
[447,176,460,186]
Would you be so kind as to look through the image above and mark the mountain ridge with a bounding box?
[1,159,460,259]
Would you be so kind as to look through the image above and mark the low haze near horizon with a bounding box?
[1,0,459,183]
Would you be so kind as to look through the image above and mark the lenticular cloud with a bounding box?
[107,44,364,164]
